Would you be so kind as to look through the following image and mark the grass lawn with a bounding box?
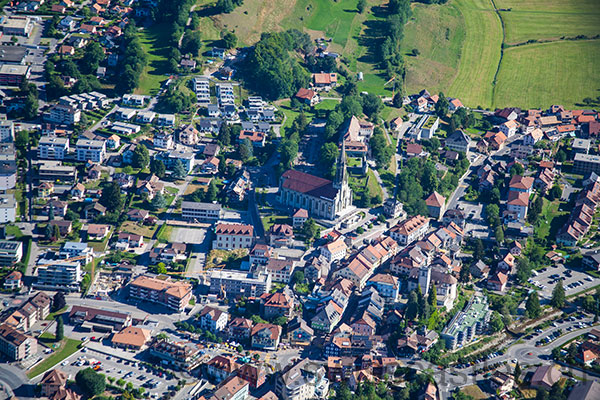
[535,199,569,243]
[496,0,600,44]
[261,214,290,231]
[313,99,340,111]
[156,224,174,243]
[87,232,111,253]
[121,221,159,239]
[461,384,488,400]
[136,23,171,95]
[5,225,23,238]
[27,336,82,378]
[493,39,600,109]
[45,306,67,321]
[401,2,466,97]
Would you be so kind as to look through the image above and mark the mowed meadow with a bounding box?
[211,0,392,95]
[400,0,600,109]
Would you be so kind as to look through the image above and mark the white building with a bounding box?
[320,239,347,263]
[76,139,106,163]
[47,104,81,125]
[36,261,82,292]
[193,76,210,104]
[389,215,429,246]
[0,195,16,223]
[38,136,70,160]
[0,121,14,142]
[214,223,254,250]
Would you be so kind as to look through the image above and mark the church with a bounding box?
[279,145,353,220]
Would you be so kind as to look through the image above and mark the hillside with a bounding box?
[400,0,600,109]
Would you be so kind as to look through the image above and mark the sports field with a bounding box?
[400,0,600,108]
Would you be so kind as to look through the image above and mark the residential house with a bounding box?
[214,223,254,250]
[227,317,253,342]
[206,355,239,383]
[530,365,562,391]
[251,323,281,350]
[269,224,294,247]
[320,239,347,263]
[197,306,229,333]
[425,191,446,220]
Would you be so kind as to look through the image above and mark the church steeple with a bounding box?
[334,141,347,189]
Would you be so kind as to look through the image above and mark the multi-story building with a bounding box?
[210,376,249,400]
[59,242,93,264]
[181,201,223,222]
[389,215,429,245]
[37,136,70,160]
[206,355,239,383]
[0,240,22,266]
[197,306,229,333]
[129,275,192,312]
[441,295,490,349]
[0,64,30,86]
[36,261,82,291]
[209,269,271,298]
[69,305,132,332]
[46,104,81,125]
[216,83,235,106]
[193,76,210,104]
[0,194,16,223]
[0,323,37,361]
[214,223,254,250]
[0,152,16,190]
[76,139,106,163]
[251,323,281,350]
[275,359,329,400]
[38,161,78,183]
[149,338,201,371]
[574,153,600,175]
[0,121,14,142]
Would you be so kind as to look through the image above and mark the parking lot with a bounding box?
[456,202,490,239]
[45,347,177,399]
[530,264,596,299]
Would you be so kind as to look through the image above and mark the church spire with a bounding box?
[334,141,347,189]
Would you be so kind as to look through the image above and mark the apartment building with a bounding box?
[0,240,23,266]
[0,194,16,223]
[47,104,81,125]
[209,269,271,298]
[389,215,430,245]
[0,121,14,142]
[129,275,192,312]
[38,136,70,160]
[193,76,210,104]
[38,161,78,183]
[149,338,202,371]
[214,223,254,250]
[36,261,82,292]
[76,139,106,163]
[0,323,37,361]
[275,359,329,400]
[181,201,223,222]
[574,153,600,175]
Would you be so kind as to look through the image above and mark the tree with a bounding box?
[357,0,366,13]
[427,284,437,308]
[23,93,39,120]
[489,311,504,333]
[361,93,383,120]
[15,130,29,150]
[494,225,504,244]
[473,238,485,260]
[100,182,123,211]
[551,279,565,309]
[405,291,418,321]
[548,185,562,201]
[218,123,231,146]
[181,31,202,56]
[411,48,420,56]
[301,218,320,242]
[370,128,393,168]
[435,92,449,118]
[205,180,218,203]
[172,160,187,179]
[239,139,253,162]
[222,31,237,49]
[292,270,305,285]
[151,193,166,211]
[132,144,150,169]
[318,142,339,180]
[459,264,471,283]
[75,368,106,397]
[513,361,521,382]
[150,159,166,178]
[55,315,64,340]
[48,203,55,221]
[392,91,403,108]
[556,149,567,163]
[526,291,542,319]
[80,41,105,74]
[53,291,66,312]
[516,258,532,284]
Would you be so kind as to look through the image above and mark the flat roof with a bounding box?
[575,153,600,164]
[0,64,29,75]
[0,194,15,209]
[0,45,27,63]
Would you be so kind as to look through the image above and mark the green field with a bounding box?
[136,23,171,95]
[28,336,82,378]
[494,40,600,109]
[399,0,600,108]
[207,0,392,95]
[496,0,600,44]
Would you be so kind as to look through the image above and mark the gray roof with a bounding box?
[568,381,600,400]
[181,201,221,211]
